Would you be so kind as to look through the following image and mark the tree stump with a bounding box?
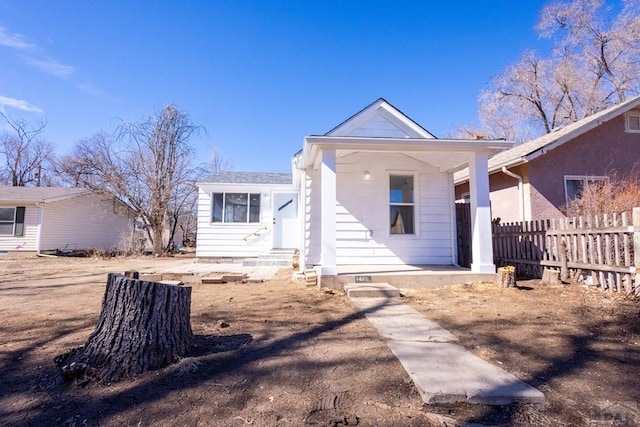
[56,273,193,383]
[496,266,516,288]
[542,268,561,286]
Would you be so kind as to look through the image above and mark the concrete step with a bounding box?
[303,269,318,286]
[222,273,248,282]
[201,275,226,284]
[344,282,401,298]
[242,258,291,267]
[269,248,297,255]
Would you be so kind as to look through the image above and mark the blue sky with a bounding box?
[0,1,558,173]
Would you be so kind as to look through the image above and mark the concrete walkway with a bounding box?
[154,262,280,282]
[346,284,545,405]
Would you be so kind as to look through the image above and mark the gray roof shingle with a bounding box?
[455,95,640,182]
[200,172,292,185]
[0,187,90,203]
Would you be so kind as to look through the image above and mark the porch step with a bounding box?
[242,257,292,267]
[201,273,248,284]
[344,282,401,298]
[269,248,297,255]
[201,275,225,284]
[223,273,248,282]
[303,269,318,287]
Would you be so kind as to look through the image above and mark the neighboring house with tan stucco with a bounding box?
[454,95,640,222]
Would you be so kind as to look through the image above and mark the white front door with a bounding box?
[272,192,298,249]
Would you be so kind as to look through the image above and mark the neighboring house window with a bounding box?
[0,207,25,236]
[564,176,609,203]
[389,174,415,234]
[625,112,640,133]
[212,193,261,223]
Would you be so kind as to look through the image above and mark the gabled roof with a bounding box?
[199,172,292,185]
[323,98,436,139]
[0,187,91,203]
[303,98,512,172]
[455,95,640,182]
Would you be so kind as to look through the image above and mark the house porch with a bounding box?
[322,264,495,289]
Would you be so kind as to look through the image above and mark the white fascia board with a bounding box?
[0,200,39,206]
[40,190,92,203]
[303,136,512,168]
[198,182,296,190]
[489,157,529,174]
[454,157,529,184]
[525,99,640,162]
[524,123,600,162]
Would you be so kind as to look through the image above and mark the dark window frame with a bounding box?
[212,192,261,224]
[564,175,609,204]
[0,206,25,236]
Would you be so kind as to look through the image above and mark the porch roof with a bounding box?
[302,136,513,172]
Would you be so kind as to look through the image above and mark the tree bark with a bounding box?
[542,268,561,286]
[56,273,192,384]
[496,266,516,288]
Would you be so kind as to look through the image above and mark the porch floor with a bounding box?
[336,265,496,289]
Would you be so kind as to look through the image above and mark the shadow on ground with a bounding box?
[5,300,390,426]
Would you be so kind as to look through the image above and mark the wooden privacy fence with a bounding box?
[492,207,640,294]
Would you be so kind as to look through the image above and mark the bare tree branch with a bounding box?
[0,112,55,186]
[475,0,640,142]
[58,105,203,255]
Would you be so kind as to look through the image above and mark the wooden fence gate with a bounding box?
[455,203,471,268]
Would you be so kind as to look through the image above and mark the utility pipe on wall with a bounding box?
[501,167,525,222]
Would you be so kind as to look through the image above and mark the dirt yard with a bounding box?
[0,256,639,426]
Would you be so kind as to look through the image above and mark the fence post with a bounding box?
[560,239,569,282]
[634,207,640,295]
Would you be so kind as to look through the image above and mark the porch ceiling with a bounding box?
[303,136,513,173]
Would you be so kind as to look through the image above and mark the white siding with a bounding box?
[196,183,297,257]
[304,168,321,265]
[347,114,411,138]
[0,204,39,252]
[303,152,454,267]
[39,195,133,251]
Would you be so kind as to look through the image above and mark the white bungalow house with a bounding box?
[196,99,512,286]
[0,187,135,255]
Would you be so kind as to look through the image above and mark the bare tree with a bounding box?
[474,0,640,141]
[59,105,200,255]
[169,147,229,249]
[538,0,640,105]
[0,113,55,186]
[198,146,229,178]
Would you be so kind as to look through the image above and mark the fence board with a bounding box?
[492,207,640,294]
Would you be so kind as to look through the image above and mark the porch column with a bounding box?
[469,152,495,273]
[320,148,337,277]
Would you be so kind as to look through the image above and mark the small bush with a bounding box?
[565,174,640,218]
[119,232,148,256]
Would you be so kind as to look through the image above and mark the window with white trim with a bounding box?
[389,174,415,235]
[0,206,25,236]
[625,112,640,133]
[564,176,608,203]
[212,193,261,223]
